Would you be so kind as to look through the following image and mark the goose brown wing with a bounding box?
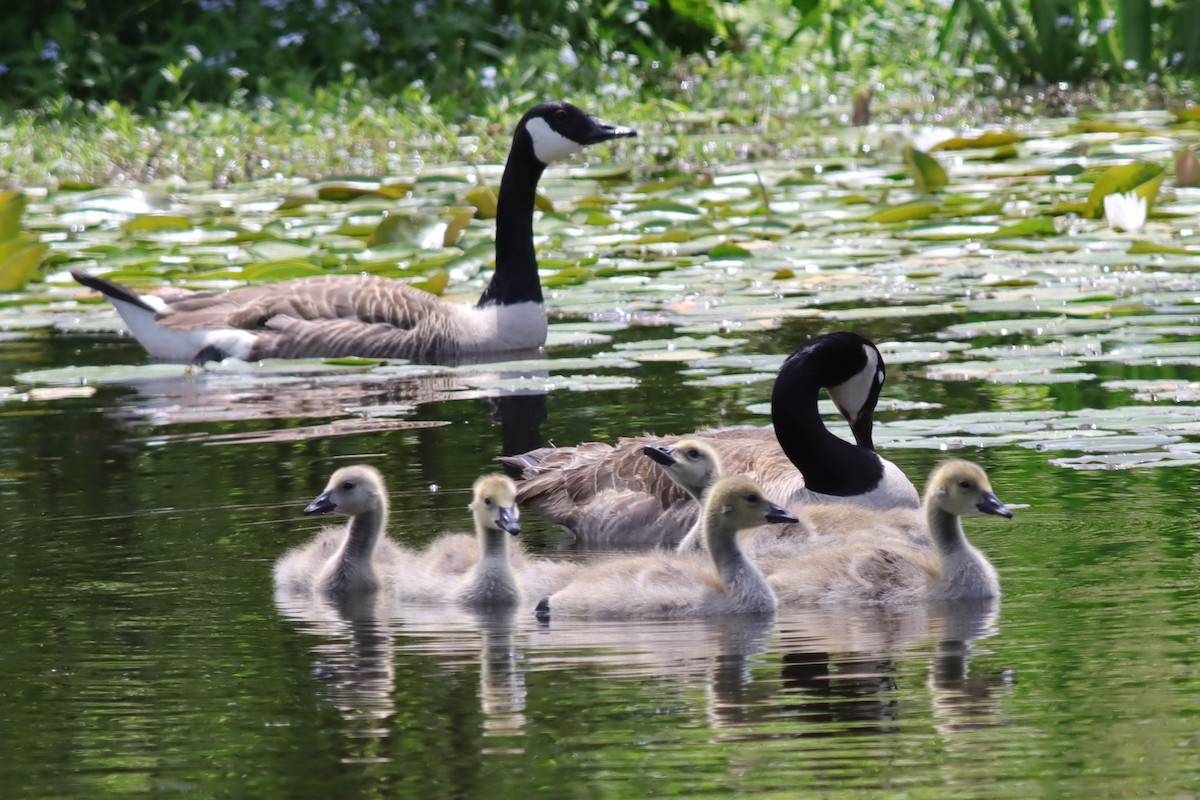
[157,274,444,332]
[502,427,806,541]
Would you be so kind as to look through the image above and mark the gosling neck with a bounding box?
[322,506,386,594]
[703,513,775,612]
[340,507,385,564]
[770,347,882,497]
[478,524,514,565]
[461,520,521,607]
[477,130,546,308]
[927,504,967,556]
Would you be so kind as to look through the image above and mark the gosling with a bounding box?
[766,459,1012,605]
[274,464,403,597]
[535,476,798,619]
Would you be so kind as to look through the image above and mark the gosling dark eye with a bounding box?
[958,480,973,490]
[342,481,355,490]
[484,497,494,507]
[687,449,700,459]
[746,494,759,504]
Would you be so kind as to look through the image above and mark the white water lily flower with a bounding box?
[1103,190,1147,233]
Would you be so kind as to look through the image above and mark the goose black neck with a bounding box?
[770,349,884,497]
[478,132,545,308]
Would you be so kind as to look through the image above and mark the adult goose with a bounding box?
[534,476,797,620]
[500,331,920,545]
[71,102,636,364]
[765,460,1012,605]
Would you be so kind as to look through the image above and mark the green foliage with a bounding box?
[0,0,729,111]
[940,0,1200,82]
[0,191,48,291]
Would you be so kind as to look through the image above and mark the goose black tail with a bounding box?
[71,270,157,313]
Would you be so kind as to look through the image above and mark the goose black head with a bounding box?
[518,101,637,165]
[781,331,885,451]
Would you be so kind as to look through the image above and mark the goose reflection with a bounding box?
[925,598,1012,736]
[757,599,1005,742]
[273,590,399,738]
[388,603,531,739]
[102,350,550,448]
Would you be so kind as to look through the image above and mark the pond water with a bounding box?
[3,110,1200,797]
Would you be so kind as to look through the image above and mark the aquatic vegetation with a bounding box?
[2,106,1200,475]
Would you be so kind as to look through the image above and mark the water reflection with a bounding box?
[273,591,399,739]
[93,357,552,451]
[275,593,1007,754]
[388,604,531,739]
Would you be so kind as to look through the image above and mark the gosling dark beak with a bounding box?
[642,444,676,467]
[304,492,336,515]
[496,505,521,536]
[765,502,799,524]
[976,492,1013,519]
[583,116,637,144]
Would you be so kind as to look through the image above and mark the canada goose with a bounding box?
[501,331,919,544]
[766,460,1012,605]
[453,474,525,608]
[398,474,580,606]
[71,102,636,364]
[647,438,819,556]
[534,476,798,619]
[274,464,404,597]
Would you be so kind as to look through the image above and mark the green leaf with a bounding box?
[413,271,449,296]
[902,146,949,193]
[708,243,751,258]
[1127,241,1200,255]
[1085,161,1165,219]
[0,239,48,291]
[120,214,194,233]
[987,218,1058,237]
[240,259,324,281]
[0,191,27,241]
[933,131,1022,151]
[866,201,939,223]
[467,186,499,218]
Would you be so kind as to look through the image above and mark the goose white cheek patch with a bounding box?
[829,344,881,422]
[526,117,584,163]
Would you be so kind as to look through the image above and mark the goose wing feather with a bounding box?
[501,427,806,542]
[155,274,453,359]
[158,275,443,330]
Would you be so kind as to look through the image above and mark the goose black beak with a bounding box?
[765,502,799,524]
[976,492,1013,519]
[496,505,521,535]
[304,492,336,515]
[582,116,637,144]
[642,444,676,466]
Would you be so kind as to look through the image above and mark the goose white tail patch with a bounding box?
[526,118,584,164]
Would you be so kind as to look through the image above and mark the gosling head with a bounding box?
[642,438,721,498]
[471,474,521,536]
[704,476,799,531]
[926,460,1013,519]
[519,101,637,166]
[304,465,387,517]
